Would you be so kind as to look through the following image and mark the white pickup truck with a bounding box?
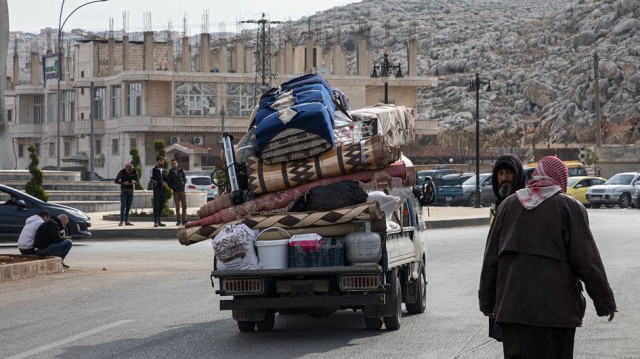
[210,192,429,332]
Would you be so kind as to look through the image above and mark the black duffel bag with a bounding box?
[304,180,368,212]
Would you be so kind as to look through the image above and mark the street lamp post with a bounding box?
[56,0,108,171]
[468,72,491,208]
[371,52,403,104]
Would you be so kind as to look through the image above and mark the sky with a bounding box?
[7,0,360,33]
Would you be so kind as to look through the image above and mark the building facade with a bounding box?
[4,30,438,180]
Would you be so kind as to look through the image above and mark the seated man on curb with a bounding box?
[34,214,73,269]
[17,210,50,255]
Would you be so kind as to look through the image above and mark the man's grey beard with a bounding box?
[498,183,513,198]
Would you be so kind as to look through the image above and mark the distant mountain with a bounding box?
[282,0,640,146]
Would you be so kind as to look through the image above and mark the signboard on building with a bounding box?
[42,53,61,87]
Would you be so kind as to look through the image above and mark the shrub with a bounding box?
[25,144,48,202]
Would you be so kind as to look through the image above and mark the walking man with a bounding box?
[151,156,168,227]
[114,162,139,226]
[479,156,617,358]
[489,154,526,223]
[168,158,187,226]
[34,214,73,269]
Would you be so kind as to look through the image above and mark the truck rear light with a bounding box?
[211,185,216,189]
[340,275,381,291]
[187,185,196,189]
[222,278,264,295]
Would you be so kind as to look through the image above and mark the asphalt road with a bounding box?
[0,208,638,359]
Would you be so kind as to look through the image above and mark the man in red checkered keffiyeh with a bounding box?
[516,156,568,209]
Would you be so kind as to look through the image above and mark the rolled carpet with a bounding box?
[247,134,400,195]
[188,161,408,226]
[178,202,384,246]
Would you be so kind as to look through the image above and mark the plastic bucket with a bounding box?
[255,239,289,269]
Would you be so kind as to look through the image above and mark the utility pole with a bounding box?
[593,51,602,147]
[241,13,282,87]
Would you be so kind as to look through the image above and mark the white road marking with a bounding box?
[6,320,134,359]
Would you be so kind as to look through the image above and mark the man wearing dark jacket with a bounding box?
[167,158,187,226]
[34,214,73,269]
[479,156,617,358]
[490,154,526,222]
[114,162,139,226]
[151,156,168,227]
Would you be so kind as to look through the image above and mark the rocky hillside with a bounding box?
[282,0,640,147]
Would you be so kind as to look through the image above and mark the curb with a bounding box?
[87,228,179,240]
[425,217,490,229]
[0,256,63,283]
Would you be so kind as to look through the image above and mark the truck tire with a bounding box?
[256,311,275,332]
[237,321,255,332]
[406,269,427,314]
[364,316,383,330]
[383,269,402,331]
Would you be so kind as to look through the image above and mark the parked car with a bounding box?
[0,184,92,240]
[434,173,474,206]
[416,169,456,188]
[634,187,640,209]
[185,175,218,201]
[462,173,495,207]
[585,172,640,208]
[566,176,607,207]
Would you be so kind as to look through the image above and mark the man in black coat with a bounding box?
[34,214,73,269]
[489,154,526,222]
[114,162,139,226]
[167,158,187,226]
[151,156,168,227]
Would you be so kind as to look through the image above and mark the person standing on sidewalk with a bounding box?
[151,156,168,227]
[167,158,187,226]
[34,214,73,269]
[479,156,617,358]
[114,162,139,226]
[17,210,50,255]
[489,154,526,223]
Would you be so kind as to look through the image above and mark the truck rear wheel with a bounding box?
[237,321,255,332]
[256,311,275,332]
[364,316,383,330]
[406,269,427,314]
[383,269,402,330]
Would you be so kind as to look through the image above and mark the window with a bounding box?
[93,87,106,119]
[226,83,254,117]
[111,85,121,118]
[130,137,137,150]
[18,144,24,158]
[63,91,74,122]
[111,138,119,155]
[64,141,71,157]
[7,109,12,123]
[175,82,216,116]
[48,92,57,124]
[96,140,102,155]
[127,83,142,115]
[49,142,55,157]
[34,143,40,155]
[33,95,44,124]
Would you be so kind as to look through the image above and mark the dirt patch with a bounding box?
[0,255,43,265]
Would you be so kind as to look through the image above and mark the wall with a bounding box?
[146,81,171,116]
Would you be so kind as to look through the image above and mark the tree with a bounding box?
[584,148,599,167]
[25,144,48,202]
[129,147,143,190]
[153,140,173,215]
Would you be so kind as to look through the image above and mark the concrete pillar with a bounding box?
[357,33,369,76]
[108,37,115,76]
[167,37,174,71]
[12,44,19,85]
[143,31,154,70]
[65,54,72,80]
[199,33,211,72]
[29,52,40,85]
[122,35,129,71]
[407,37,417,77]
[332,43,346,76]
[284,39,293,75]
[181,36,190,72]
[235,38,245,73]
[305,33,314,74]
[244,45,253,73]
[277,44,285,75]
[293,46,305,74]
[217,39,228,73]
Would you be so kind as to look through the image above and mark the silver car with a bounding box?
[461,173,495,207]
[586,172,640,209]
